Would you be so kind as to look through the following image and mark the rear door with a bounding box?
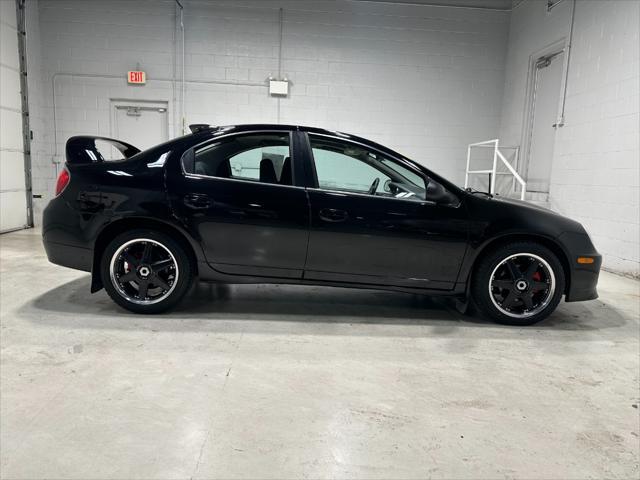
[112,100,169,151]
[302,133,468,290]
[167,130,310,279]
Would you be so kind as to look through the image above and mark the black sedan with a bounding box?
[42,124,601,325]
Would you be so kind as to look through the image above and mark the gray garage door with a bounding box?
[0,1,28,233]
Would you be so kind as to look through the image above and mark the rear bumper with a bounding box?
[43,237,92,272]
[42,195,94,272]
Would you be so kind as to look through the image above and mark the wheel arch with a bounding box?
[465,233,571,296]
[91,217,200,293]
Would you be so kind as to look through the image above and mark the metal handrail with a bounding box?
[465,139,526,200]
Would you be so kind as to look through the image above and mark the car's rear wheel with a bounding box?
[471,242,565,325]
[101,230,194,313]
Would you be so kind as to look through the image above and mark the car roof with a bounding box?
[195,123,343,136]
[190,123,405,161]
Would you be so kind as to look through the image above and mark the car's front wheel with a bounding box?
[471,242,565,325]
[101,229,194,314]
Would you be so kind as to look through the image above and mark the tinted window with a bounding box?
[380,158,424,189]
[309,135,426,201]
[313,147,385,193]
[187,133,292,185]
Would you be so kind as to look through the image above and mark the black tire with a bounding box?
[100,229,194,314]
[471,241,565,326]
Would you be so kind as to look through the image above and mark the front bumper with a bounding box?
[565,255,601,301]
[558,231,602,302]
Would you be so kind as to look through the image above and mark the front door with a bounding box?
[303,134,468,290]
[168,131,309,279]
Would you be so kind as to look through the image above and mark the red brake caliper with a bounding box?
[532,270,542,290]
[124,251,143,274]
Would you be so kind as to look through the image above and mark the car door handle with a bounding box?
[319,208,348,222]
[184,193,211,209]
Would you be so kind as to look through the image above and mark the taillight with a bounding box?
[55,167,70,196]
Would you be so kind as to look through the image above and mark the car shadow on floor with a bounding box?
[19,275,626,335]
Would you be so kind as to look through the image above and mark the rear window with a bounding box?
[184,133,293,185]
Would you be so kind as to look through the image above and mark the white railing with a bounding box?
[465,139,526,200]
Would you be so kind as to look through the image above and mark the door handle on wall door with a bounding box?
[319,208,348,222]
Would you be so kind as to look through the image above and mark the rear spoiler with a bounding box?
[189,123,217,133]
[65,136,141,164]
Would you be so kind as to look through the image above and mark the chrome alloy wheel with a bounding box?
[109,238,179,305]
[488,253,556,319]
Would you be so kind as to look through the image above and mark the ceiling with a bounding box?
[351,0,513,10]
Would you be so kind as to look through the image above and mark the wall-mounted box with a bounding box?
[269,80,289,96]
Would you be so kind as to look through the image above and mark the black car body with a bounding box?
[43,124,601,324]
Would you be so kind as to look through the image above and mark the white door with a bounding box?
[0,0,28,232]
[526,52,564,193]
[112,101,168,151]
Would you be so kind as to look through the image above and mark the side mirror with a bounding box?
[383,179,392,193]
[425,180,459,206]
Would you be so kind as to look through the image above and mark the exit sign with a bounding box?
[127,71,146,84]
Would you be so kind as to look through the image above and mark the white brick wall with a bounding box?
[498,0,573,146]
[28,0,180,221]
[499,0,639,276]
[26,0,510,221]
[549,0,639,276]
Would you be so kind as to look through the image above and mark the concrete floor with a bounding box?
[0,229,638,480]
